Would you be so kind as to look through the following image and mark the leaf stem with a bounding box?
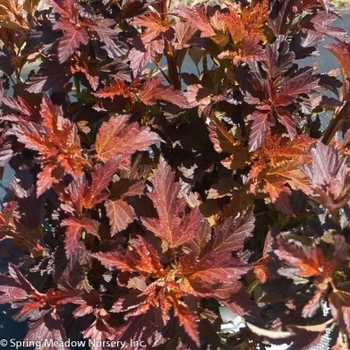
[164,39,181,90]
[74,76,81,94]
[322,99,350,145]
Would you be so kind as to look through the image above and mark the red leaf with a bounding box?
[329,290,350,334]
[105,199,136,235]
[172,5,216,38]
[71,61,99,91]
[263,176,293,213]
[139,76,189,108]
[82,157,121,209]
[184,218,212,256]
[61,217,82,251]
[302,142,350,211]
[61,217,100,259]
[94,78,130,99]
[212,213,255,253]
[207,117,238,153]
[7,96,87,196]
[211,2,267,43]
[36,163,64,197]
[92,235,164,276]
[247,107,272,151]
[53,20,89,64]
[95,114,161,167]
[46,0,76,19]
[83,309,117,349]
[24,311,68,348]
[0,263,44,304]
[276,108,297,140]
[3,96,35,118]
[129,38,164,76]
[180,251,250,298]
[142,157,204,250]
[174,21,205,49]
[133,12,172,43]
[46,288,83,307]
[274,239,335,277]
[171,295,200,347]
[326,42,350,78]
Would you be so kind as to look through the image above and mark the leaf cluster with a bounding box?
[0,0,350,349]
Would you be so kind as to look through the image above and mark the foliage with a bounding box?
[0,0,350,349]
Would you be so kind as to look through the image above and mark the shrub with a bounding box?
[0,0,350,349]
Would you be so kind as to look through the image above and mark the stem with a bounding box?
[159,0,180,90]
[164,39,181,90]
[74,75,81,94]
[322,99,350,145]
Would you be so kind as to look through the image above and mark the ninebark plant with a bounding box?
[0,0,350,349]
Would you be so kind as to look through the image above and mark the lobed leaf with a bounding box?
[172,5,216,38]
[139,76,189,108]
[0,263,44,304]
[53,20,89,64]
[92,235,164,276]
[7,96,87,196]
[105,199,136,235]
[274,238,335,278]
[211,212,255,253]
[61,217,100,259]
[142,157,204,250]
[95,114,161,167]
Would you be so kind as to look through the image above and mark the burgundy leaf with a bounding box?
[278,67,319,100]
[25,311,68,349]
[247,107,271,151]
[212,213,255,253]
[325,42,350,78]
[180,251,250,298]
[105,199,136,235]
[172,5,216,38]
[82,157,121,209]
[95,114,161,167]
[91,19,127,58]
[53,20,89,64]
[92,235,164,276]
[129,37,164,76]
[61,217,100,259]
[46,0,75,19]
[142,157,204,250]
[274,238,336,277]
[0,263,43,304]
[139,77,189,108]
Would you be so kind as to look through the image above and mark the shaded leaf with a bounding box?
[274,238,336,278]
[24,311,68,349]
[0,263,44,304]
[61,217,100,259]
[211,213,255,253]
[82,157,121,209]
